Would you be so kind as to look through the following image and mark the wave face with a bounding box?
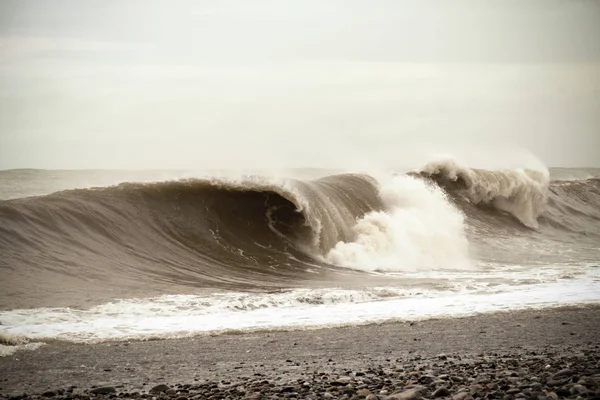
[0,174,388,308]
[1,165,599,312]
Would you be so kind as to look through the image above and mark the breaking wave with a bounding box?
[1,161,599,310]
[416,157,549,228]
[325,175,470,271]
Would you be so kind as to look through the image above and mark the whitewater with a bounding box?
[0,160,599,353]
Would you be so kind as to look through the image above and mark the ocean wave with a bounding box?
[415,157,549,228]
[1,162,599,310]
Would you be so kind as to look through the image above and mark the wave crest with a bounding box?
[416,157,549,228]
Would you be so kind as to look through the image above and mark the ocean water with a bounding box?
[0,161,599,350]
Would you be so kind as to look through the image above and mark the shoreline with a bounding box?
[1,305,599,398]
[3,302,600,345]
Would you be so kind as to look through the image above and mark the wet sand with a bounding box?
[1,306,599,398]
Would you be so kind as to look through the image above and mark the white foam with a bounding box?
[0,342,45,357]
[0,332,45,357]
[0,266,598,343]
[325,175,471,272]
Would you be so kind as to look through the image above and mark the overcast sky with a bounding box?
[0,0,599,169]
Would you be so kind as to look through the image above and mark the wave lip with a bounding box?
[416,157,550,228]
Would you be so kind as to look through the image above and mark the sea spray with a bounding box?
[326,175,471,271]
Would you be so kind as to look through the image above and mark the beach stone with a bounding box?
[552,369,574,380]
[529,383,543,391]
[42,391,56,397]
[90,386,117,395]
[553,387,569,397]
[330,381,346,387]
[419,375,436,385]
[571,385,589,395]
[470,385,484,395]
[577,377,596,388]
[452,393,470,400]
[546,392,558,400]
[323,393,334,399]
[357,389,373,397]
[389,385,427,400]
[433,387,451,397]
[150,384,171,393]
[546,378,570,387]
[166,388,177,396]
[366,395,379,400]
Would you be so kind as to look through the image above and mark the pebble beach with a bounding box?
[1,306,599,400]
